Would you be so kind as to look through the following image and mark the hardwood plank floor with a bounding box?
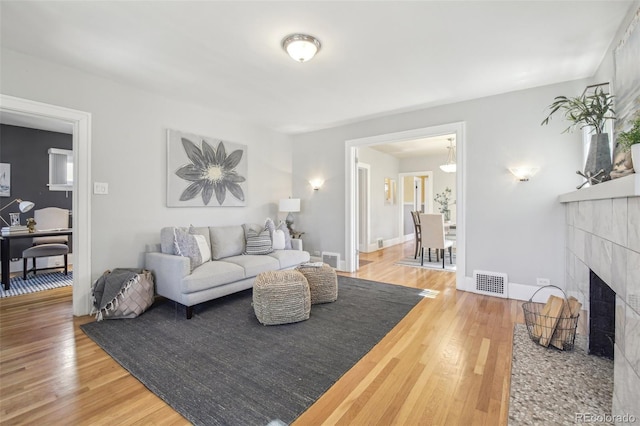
[0,242,522,425]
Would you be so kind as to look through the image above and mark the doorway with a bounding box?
[0,94,92,316]
[345,122,465,289]
[398,171,433,242]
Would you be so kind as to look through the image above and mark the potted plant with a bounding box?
[617,114,640,172]
[541,86,616,181]
[434,187,452,221]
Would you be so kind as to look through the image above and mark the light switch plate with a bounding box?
[94,182,109,195]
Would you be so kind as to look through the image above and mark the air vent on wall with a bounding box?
[321,252,340,269]
[473,270,508,298]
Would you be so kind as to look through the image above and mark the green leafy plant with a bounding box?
[541,87,616,134]
[434,187,452,221]
[617,115,640,151]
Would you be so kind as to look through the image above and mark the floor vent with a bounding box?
[321,252,340,269]
[473,270,508,298]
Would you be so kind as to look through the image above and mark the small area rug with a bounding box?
[509,324,613,425]
[81,276,425,426]
[395,255,456,272]
[1,271,72,298]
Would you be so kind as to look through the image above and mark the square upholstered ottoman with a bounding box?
[253,270,310,325]
[296,263,338,304]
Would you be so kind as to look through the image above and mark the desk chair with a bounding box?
[32,207,69,245]
[419,213,454,268]
[23,244,69,280]
[22,207,70,279]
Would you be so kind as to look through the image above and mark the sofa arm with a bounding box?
[145,252,190,301]
[291,238,303,251]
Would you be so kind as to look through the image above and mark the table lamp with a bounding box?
[0,198,35,227]
[279,198,300,232]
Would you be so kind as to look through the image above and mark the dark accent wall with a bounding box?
[0,124,72,259]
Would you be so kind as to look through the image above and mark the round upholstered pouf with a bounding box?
[296,263,338,305]
[253,270,310,325]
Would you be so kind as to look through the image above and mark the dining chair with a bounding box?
[418,213,454,268]
[410,211,422,259]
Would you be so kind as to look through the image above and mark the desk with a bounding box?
[1,229,72,290]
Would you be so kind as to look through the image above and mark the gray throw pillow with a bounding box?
[264,217,276,238]
[173,228,211,271]
[244,229,273,255]
[277,221,293,249]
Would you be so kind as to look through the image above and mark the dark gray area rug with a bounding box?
[81,276,424,426]
[509,324,614,425]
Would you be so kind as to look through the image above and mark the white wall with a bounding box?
[357,146,400,244]
[292,80,588,290]
[1,48,293,293]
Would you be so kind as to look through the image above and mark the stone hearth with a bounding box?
[562,176,639,422]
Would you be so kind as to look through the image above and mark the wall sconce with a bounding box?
[310,179,324,191]
[509,166,539,182]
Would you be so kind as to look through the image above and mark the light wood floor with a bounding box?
[0,242,523,425]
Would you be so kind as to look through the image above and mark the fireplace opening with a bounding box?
[589,270,615,359]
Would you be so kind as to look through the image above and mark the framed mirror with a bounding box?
[384,177,396,205]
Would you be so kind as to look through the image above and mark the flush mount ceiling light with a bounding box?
[439,138,457,173]
[282,33,321,63]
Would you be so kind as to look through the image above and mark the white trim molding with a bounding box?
[0,94,92,316]
[345,121,467,290]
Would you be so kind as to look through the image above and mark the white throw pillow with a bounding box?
[272,229,286,250]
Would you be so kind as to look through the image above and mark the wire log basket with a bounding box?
[522,285,579,351]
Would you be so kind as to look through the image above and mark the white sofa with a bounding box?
[145,225,310,318]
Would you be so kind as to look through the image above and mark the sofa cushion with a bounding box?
[268,249,311,269]
[223,255,280,278]
[173,228,211,271]
[244,229,273,255]
[181,260,245,293]
[210,226,245,260]
[243,223,263,239]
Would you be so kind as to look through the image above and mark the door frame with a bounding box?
[0,94,92,316]
[345,121,466,290]
[356,162,371,254]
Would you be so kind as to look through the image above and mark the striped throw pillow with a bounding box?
[244,229,273,255]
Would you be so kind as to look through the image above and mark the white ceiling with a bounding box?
[0,1,633,137]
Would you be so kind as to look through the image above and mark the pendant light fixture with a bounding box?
[439,138,457,173]
[282,34,321,63]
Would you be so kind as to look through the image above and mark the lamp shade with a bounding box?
[439,138,457,173]
[19,200,35,213]
[279,198,300,213]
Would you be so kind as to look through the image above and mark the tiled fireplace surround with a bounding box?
[563,191,639,420]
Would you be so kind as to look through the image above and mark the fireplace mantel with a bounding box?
[559,174,640,203]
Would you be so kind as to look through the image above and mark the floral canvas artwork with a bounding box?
[167,130,247,207]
